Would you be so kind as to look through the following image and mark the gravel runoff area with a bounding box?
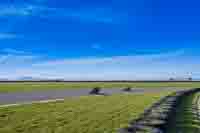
[0,88,188,105]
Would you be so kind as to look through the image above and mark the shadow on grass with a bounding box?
[165,92,200,133]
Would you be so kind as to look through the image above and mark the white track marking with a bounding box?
[0,98,65,108]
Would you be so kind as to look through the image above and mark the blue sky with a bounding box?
[0,0,200,80]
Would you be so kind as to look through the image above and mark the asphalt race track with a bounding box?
[0,88,187,105]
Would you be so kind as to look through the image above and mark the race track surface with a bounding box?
[0,88,187,105]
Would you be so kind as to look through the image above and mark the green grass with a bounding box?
[0,82,200,93]
[0,92,171,133]
[166,92,200,133]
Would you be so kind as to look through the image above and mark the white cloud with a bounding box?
[91,43,102,50]
[0,33,17,39]
[32,0,47,3]
[2,48,27,55]
[0,49,199,80]
[33,49,185,66]
[0,4,118,23]
[0,54,38,65]
[0,48,39,66]
[0,5,34,16]
[37,6,115,23]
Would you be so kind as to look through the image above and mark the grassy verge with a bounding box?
[0,82,200,93]
[0,92,171,133]
[166,92,200,132]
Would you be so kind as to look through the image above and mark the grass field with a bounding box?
[0,82,200,93]
[0,92,171,133]
[166,92,200,132]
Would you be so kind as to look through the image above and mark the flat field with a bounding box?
[0,82,200,93]
[0,92,171,133]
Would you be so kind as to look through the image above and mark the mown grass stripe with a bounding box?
[0,93,171,133]
[0,82,199,93]
[165,89,200,133]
